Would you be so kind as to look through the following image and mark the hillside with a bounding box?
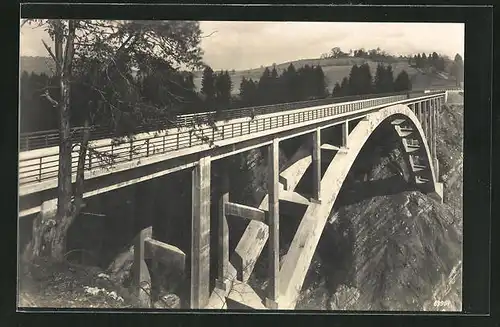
[20,56,55,75]
[20,56,459,97]
[193,57,458,95]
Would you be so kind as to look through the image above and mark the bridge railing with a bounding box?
[19,90,439,152]
[19,92,446,187]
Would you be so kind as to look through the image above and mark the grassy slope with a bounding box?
[21,56,458,96]
[193,57,458,95]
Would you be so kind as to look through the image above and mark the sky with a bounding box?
[20,21,464,71]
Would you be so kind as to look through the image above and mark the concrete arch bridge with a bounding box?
[18,89,461,309]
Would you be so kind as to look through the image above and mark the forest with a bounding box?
[21,60,413,133]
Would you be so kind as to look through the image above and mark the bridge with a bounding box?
[18,87,462,309]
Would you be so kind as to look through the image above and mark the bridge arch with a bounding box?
[278,103,441,309]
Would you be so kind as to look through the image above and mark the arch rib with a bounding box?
[278,104,440,309]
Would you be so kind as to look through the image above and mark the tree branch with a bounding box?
[41,39,60,71]
[41,89,59,107]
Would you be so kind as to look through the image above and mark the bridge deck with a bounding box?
[18,90,457,217]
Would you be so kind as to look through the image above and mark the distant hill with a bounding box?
[20,55,457,93]
[20,56,55,75]
[193,57,458,95]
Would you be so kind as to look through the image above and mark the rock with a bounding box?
[328,285,360,310]
[154,293,181,309]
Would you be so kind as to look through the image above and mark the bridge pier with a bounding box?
[417,102,423,123]
[342,121,349,149]
[429,100,435,161]
[216,189,230,291]
[311,128,321,203]
[190,155,211,309]
[265,138,280,309]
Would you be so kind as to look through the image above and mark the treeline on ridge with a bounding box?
[20,62,411,134]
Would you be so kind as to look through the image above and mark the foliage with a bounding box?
[394,70,412,92]
[21,19,205,262]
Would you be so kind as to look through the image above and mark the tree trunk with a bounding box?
[51,19,76,261]
[23,20,80,263]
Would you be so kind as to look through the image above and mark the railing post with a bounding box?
[146,139,150,157]
[129,140,133,161]
[26,137,29,150]
[39,157,42,181]
[163,135,166,152]
[45,135,48,147]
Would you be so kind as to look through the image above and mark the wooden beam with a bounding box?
[144,238,186,273]
[225,202,266,223]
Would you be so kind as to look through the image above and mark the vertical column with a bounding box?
[266,138,280,309]
[311,128,321,203]
[429,99,434,160]
[216,188,229,291]
[437,98,441,131]
[132,226,153,308]
[420,102,426,137]
[191,155,211,309]
[433,98,439,180]
[342,120,349,149]
[416,102,421,125]
[425,100,431,145]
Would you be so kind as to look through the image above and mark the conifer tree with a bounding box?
[314,65,328,98]
[394,70,412,91]
[332,82,342,97]
[201,65,216,107]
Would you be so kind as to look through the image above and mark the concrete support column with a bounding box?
[311,128,321,203]
[191,155,211,309]
[426,100,431,146]
[266,138,280,309]
[437,98,441,132]
[433,99,439,179]
[341,120,349,149]
[216,190,229,291]
[429,100,434,160]
[421,101,427,139]
[417,102,422,124]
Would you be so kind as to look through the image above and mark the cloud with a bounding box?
[20,21,464,70]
